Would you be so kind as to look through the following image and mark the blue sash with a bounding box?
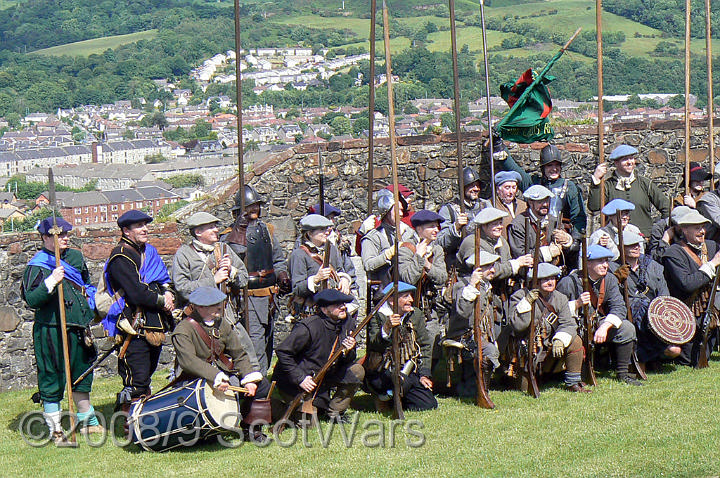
[102,243,170,336]
[27,249,97,310]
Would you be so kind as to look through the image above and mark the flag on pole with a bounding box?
[494,39,575,144]
[497,68,555,143]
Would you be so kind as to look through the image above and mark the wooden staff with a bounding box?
[449,0,465,214]
[47,168,77,445]
[597,0,606,227]
[368,0,377,210]
[233,0,250,334]
[616,212,647,380]
[525,220,541,398]
[580,237,597,386]
[382,0,404,421]
[473,228,494,408]
[706,0,715,189]
[684,0,692,195]
[479,0,496,206]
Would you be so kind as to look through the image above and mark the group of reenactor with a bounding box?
[21,138,720,448]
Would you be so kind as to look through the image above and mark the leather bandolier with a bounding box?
[681,242,713,318]
[289,243,340,321]
[373,314,422,375]
[461,283,496,358]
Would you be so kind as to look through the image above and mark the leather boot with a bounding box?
[615,342,643,386]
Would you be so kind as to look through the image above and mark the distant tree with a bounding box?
[145,153,169,164]
[165,174,204,188]
[668,95,685,109]
[330,116,352,136]
[122,129,136,140]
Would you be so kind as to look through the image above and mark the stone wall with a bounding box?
[1,118,718,391]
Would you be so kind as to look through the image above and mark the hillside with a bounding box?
[0,0,715,115]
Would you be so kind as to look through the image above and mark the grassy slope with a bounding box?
[31,30,158,57]
[2,359,720,477]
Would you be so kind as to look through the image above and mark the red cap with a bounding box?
[384,184,414,198]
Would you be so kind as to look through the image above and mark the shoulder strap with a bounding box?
[186,318,233,370]
[300,244,324,267]
[681,244,704,267]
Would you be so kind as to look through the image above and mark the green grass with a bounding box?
[3,359,720,477]
[32,30,158,57]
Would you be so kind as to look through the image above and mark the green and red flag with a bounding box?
[494,30,580,144]
[497,68,555,143]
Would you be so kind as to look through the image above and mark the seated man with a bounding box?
[589,199,644,261]
[647,206,691,263]
[365,282,438,411]
[509,263,590,393]
[557,245,642,385]
[171,287,269,442]
[273,289,363,422]
[662,209,720,366]
[446,251,502,396]
[608,231,676,368]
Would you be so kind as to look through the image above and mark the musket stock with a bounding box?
[697,264,720,368]
[473,228,494,408]
[274,287,395,433]
[580,236,597,386]
[524,220,542,398]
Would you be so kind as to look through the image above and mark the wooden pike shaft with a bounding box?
[449,0,465,213]
[368,0,377,213]
[479,0,496,207]
[233,0,245,208]
[597,0,606,227]
[685,0,692,196]
[53,233,77,442]
[382,0,404,421]
[706,0,715,190]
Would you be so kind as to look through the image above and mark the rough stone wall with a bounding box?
[1,119,718,391]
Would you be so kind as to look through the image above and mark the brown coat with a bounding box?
[495,195,527,238]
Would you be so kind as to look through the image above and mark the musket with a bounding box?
[274,286,395,433]
[696,264,720,368]
[616,212,647,380]
[48,168,78,445]
[320,240,331,290]
[473,228,494,408]
[524,219,541,398]
[382,0,404,421]
[580,236,597,386]
[448,0,465,215]
[521,215,530,288]
[73,344,118,387]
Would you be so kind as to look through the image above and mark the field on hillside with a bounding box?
[2,358,720,477]
[32,30,158,57]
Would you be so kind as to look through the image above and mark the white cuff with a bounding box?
[602,314,623,328]
[540,245,553,263]
[591,175,601,186]
[240,371,263,385]
[229,266,238,280]
[346,301,359,315]
[308,276,318,293]
[567,299,579,317]
[700,262,716,279]
[381,325,391,340]
[516,297,531,314]
[553,331,573,348]
[337,272,352,285]
[452,224,462,237]
[510,259,520,275]
[214,372,230,388]
[44,275,60,294]
[461,285,481,302]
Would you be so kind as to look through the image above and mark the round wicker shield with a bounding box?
[647,296,696,345]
